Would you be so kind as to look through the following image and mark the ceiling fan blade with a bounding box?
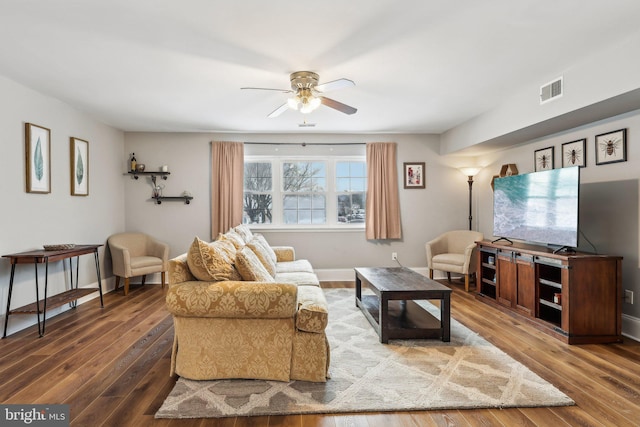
[320,96,357,115]
[241,87,293,93]
[315,78,355,93]
[268,103,290,118]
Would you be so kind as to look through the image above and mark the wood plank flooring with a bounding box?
[1,280,639,426]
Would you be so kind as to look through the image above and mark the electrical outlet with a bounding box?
[392,252,398,261]
[624,289,634,305]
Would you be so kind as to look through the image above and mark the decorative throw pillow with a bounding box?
[235,246,275,282]
[234,224,254,244]
[246,237,277,277]
[217,230,245,249]
[253,234,277,264]
[186,237,242,282]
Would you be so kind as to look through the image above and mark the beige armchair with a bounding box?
[108,232,169,295]
[426,230,483,292]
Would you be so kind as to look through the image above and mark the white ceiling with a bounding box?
[1,0,639,134]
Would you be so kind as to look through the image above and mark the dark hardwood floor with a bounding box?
[1,280,639,426]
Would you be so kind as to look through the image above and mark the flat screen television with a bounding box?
[493,166,579,248]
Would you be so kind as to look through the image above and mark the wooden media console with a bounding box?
[475,240,622,344]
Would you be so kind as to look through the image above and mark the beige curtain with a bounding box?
[365,142,402,240]
[211,141,244,239]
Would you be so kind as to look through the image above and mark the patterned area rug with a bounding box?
[156,288,573,418]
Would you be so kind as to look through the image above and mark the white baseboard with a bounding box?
[622,314,640,342]
[315,267,431,282]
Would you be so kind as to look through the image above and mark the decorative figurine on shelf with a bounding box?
[130,153,137,172]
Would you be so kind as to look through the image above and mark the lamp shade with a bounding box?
[459,167,482,177]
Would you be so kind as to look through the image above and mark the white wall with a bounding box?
[123,132,476,278]
[0,75,125,337]
[474,109,640,336]
[440,29,640,154]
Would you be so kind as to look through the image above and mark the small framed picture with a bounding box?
[562,138,586,168]
[25,122,51,194]
[70,137,89,196]
[534,146,554,171]
[403,162,425,189]
[595,128,627,165]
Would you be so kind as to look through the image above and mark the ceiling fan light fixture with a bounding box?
[287,97,299,110]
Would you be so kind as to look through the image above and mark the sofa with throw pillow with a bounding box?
[165,224,329,382]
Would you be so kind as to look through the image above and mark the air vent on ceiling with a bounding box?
[540,76,563,104]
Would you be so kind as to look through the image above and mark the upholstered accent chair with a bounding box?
[425,230,484,292]
[108,232,169,295]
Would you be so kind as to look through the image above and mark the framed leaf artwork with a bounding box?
[70,137,89,196]
[25,122,51,194]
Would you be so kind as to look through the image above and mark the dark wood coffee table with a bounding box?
[355,267,451,343]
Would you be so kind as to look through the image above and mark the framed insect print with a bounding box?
[562,138,586,168]
[534,146,554,171]
[403,162,425,189]
[595,128,627,165]
[25,122,51,193]
[70,137,89,196]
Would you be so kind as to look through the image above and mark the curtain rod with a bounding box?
[244,142,366,146]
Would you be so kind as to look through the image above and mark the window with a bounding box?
[243,157,366,228]
[243,162,272,224]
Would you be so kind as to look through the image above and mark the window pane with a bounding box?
[298,195,311,209]
[283,210,297,224]
[350,162,366,176]
[283,195,297,209]
[312,195,325,209]
[283,161,326,192]
[313,178,326,191]
[244,162,272,191]
[337,193,366,223]
[243,194,272,224]
[336,177,350,192]
[298,210,311,224]
[351,177,366,191]
[312,209,326,224]
[244,161,273,224]
[336,162,350,177]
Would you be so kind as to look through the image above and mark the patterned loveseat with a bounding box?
[166,225,330,382]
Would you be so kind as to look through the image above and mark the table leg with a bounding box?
[94,250,104,307]
[41,260,50,337]
[442,293,451,342]
[355,274,361,307]
[2,264,16,338]
[380,293,389,344]
[68,258,76,309]
[34,262,42,337]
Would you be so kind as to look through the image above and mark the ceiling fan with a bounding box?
[242,71,357,118]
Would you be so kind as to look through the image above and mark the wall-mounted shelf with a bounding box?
[128,171,170,186]
[127,170,191,205]
[152,196,193,205]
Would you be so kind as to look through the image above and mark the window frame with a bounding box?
[244,155,366,230]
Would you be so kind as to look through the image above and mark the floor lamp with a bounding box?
[459,167,482,230]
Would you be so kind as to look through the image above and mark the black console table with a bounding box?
[2,244,104,338]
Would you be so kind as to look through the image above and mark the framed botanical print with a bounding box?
[25,122,51,193]
[595,128,627,165]
[70,137,89,196]
[403,162,425,189]
[534,146,554,171]
[562,138,586,168]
